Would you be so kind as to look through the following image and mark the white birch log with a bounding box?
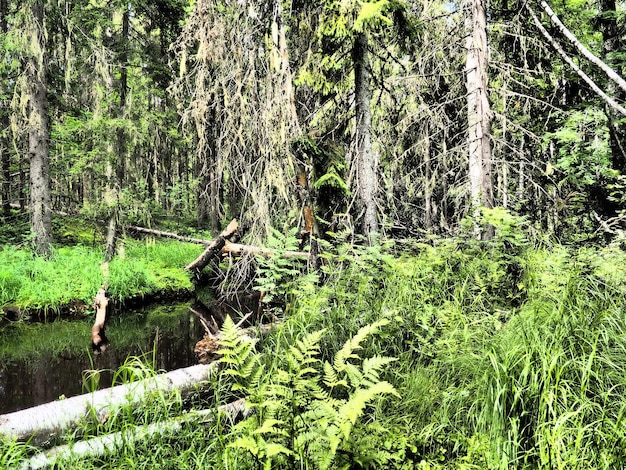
[0,363,217,446]
[23,398,248,470]
[222,241,310,259]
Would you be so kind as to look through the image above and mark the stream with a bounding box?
[0,301,206,415]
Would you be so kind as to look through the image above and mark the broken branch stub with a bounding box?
[91,285,109,353]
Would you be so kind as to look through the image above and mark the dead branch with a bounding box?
[222,241,310,259]
[185,219,239,280]
[127,225,211,244]
[91,284,109,354]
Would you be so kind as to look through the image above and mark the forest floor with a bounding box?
[3,212,626,468]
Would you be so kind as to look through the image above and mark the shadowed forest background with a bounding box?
[3,0,626,247]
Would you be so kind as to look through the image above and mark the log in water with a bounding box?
[0,301,206,415]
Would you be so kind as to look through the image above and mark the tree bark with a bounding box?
[0,363,217,445]
[222,241,310,259]
[352,31,378,243]
[540,0,626,95]
[598,0,626,172]
[0,0,9,215]
[23,399,248,469]
[28,0,53,257]
[527,4,626,117]
[466,0,494,238]
[105,5,130,262]
[127,225,211,244]
[91,285,109,353]
[185,219,239,280]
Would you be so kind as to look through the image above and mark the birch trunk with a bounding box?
[23,399,248,470]
[527,4,626,117]
[599,0,626,172]
[0,363,217,445]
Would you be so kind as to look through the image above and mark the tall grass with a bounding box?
[0,239,197,313]
[5,220,626,468]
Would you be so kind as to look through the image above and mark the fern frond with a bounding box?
[334,319,389,372]
[229,435,260,456]
[254,418,289,437]
[323,361,348,390]
[361,356,397,385]
[345,362,364,388]
[263,442,293,459]
[338,381,399,439]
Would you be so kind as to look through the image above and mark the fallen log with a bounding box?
[0,363,217,446]
[127,225,211,245]
[222,241,310,259]
[185,219,239,281]
[23,398,249,470]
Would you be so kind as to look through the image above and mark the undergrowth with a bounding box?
[0,239,196,314]
[4,210,626,468]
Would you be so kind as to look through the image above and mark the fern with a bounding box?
[216,316,259,393]
[222,318,399,469]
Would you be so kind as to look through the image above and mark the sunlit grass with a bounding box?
[0,239,196,312]
[4,230,626,468]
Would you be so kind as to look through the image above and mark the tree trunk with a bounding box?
[0,0,9,215]
[185,219,239,280]
[466,0,493,238]
[352,31,378,243]
[28,0,53,256]
[527,4,626,117]
[0,363,217,445]
[24,399,248,469]
[105,6,130,262]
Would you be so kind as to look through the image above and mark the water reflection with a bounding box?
[0,301,205,415]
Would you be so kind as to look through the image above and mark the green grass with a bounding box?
[0,239,198,314]
[4,226,626,468]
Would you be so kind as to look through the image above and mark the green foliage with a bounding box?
[253,227,302,306]
[6,220,626,469]
[544,109,614,187]
[0,238,193,312]
[0,438,33,469]
[219,317,400,469]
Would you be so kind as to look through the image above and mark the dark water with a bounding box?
[0,301,206,415]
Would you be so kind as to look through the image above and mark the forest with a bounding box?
[2,0,626,468]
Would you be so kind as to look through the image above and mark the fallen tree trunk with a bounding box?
[185,219,239,280]
[222,241,310,259]
[127,225,211,245]
[0,363,217,446]
[23,398,248,470]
